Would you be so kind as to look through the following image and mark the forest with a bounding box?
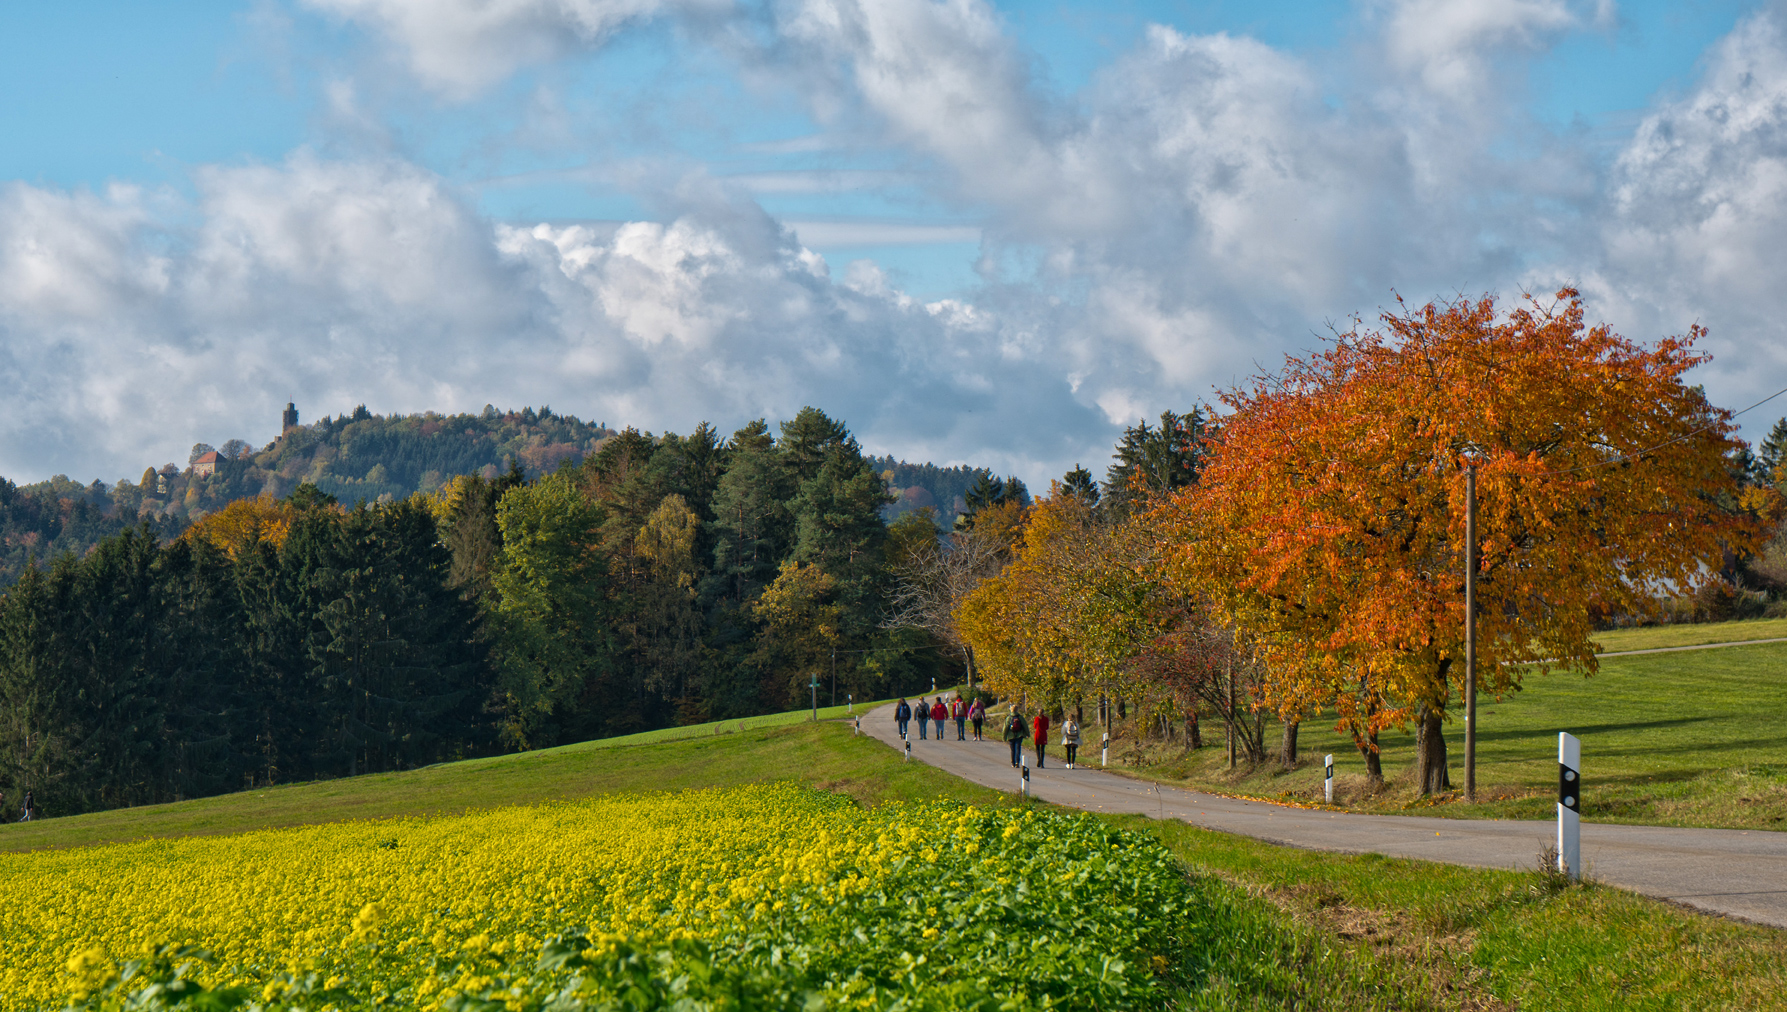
[0,408,1046,816]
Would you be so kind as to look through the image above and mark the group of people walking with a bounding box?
[1002,707,1082,769]
[892,695,1085,769]
[893,694,986,741]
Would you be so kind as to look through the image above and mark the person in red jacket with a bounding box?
[1031,710,1051,768]
[950,694,967,740]
[930,698,947,739]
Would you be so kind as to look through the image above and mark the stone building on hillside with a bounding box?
[191,451,222,478]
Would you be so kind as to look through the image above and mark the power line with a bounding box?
[1527,381,1787,477]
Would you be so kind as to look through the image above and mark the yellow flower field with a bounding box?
[0,784,1196,1011]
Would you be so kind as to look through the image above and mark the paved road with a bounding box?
[861,705,1787,929]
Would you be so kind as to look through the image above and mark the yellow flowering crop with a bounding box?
[0,784,1196,1011]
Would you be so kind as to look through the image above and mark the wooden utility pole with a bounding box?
[1465,462,1478,803]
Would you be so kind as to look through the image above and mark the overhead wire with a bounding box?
[1520,381,1787,477]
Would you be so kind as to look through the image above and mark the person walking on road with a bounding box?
[1032,710,1052,768]
[931,698,947,739]
[916,697,929,739]
[1003,707,1027,767]
[969,698,985,740]
[1062,713,1082,769]
[951,694,967,740]
[895,697,912,739]
[19,790,33,822]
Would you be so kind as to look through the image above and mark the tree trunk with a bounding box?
[1186,710,1202,749]
[1414,707,1451,794]
[1281,719,1298,769]
[1361,731,1383,788]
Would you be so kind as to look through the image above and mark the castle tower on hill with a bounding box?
[282,402,299,434]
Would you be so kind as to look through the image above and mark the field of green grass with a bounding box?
[1593,616,1787,653]
[4,718,1782,1009]
[1111,639,1787,830]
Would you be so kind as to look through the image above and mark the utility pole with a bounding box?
[1465,462,1478,803]
[810,674,819,722]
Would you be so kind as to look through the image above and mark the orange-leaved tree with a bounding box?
[1160,288,1753,793]
[957,489,1160,717]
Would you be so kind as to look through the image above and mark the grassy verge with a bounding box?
[1593,616,1787,653]
[4,720,1782,1009]
[1100,640,1787,831]
[0,718,985,854]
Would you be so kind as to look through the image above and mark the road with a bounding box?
[861,704,1787,929]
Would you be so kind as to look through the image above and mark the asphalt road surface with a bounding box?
[862,703,1787,929]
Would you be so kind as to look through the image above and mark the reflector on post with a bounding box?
[1558,731,1581,882]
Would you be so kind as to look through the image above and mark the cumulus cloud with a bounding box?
[302,0,727,96]
[17,0,1787,486]
[0,153,1097,483]
[1567,7,1787,412]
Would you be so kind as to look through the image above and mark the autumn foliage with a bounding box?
[1157,289,1752,763]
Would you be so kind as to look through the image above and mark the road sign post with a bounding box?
[1558,732,1581,882]
[1324,754,1335,804]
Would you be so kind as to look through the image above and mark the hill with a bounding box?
[1,408,1020,584]
[0,717,1780,1011]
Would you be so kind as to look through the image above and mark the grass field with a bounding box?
[1593,616,1787,653]
[1108,639,1787,829]
[5,720,1783,1010]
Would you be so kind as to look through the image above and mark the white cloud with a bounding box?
[301,0,725,96]
[1379,0,1583,100]
[1567,7,1787,420]
[0,154,1097,484]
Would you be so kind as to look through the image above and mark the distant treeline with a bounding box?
[0,408,981,817]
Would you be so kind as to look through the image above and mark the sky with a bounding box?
[3,0,1787,486]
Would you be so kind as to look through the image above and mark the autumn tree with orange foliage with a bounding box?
[1161,289,1753,793]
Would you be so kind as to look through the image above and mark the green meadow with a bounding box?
[1112,628,1787,830]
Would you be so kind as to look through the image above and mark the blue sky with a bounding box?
[3,0,1787,484]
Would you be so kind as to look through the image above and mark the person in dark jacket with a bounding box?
[895,697,912,739]
[931,698,947,739]
[1032,711,1052,768]
[19,790,34,822]
[916,696,929,739]
[969,698,986,740]
[1003,708,1027,767]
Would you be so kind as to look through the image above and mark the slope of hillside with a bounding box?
[2,720,1781,1011]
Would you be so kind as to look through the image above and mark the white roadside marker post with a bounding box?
[1021,758,1030,798]
[904,736,912,763]
[1558,731,1581,882]
[1324,754,1335,804]
[1101,732,1109,768]
[853,715,861,737]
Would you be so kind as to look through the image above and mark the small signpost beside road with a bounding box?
[1558,731,1581,881]
[1101,732,1109,768]
[904,737,911,762]
[1020,759,1030,798]
[1324,754,1335,804]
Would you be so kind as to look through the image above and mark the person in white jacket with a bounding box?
[1062,714,1083,769]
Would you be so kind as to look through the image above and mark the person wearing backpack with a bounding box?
[895,697,912,739]
[1003,707,1027,767]
[931,698,947,739]
[1062,712,1083,769]
[915,696,929,739]
[1031,710,1052,768]
[969,698,986,740]
[950,695,967,740]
